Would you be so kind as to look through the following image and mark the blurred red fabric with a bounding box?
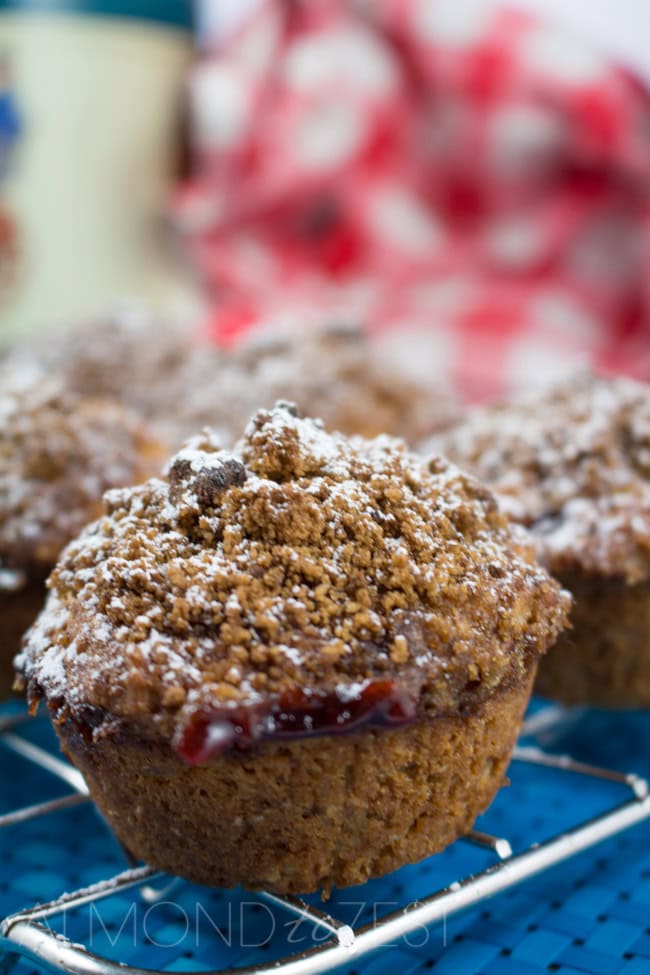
[175,0,650,400]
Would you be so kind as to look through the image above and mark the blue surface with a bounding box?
[2,699,650,975]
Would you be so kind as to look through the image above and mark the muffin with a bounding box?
[0,370,164,697]
[1,309,223,450]
[16,403,568,893]
[427,372,650,706]
[214,323,458,445]
[3,316,455,448]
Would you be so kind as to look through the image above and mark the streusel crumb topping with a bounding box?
[428,373,650,583]
[0,370,160,588]
[214,323,457,444]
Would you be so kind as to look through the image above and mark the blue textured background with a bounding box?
[2,698,650,975]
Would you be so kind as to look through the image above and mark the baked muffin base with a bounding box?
[1,582,45,699]
[56,665,535,894]
[536,574,650,707]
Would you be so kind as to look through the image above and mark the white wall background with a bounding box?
[198,0,650,85]
[512,0,650,85]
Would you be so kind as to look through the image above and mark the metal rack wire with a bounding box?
[1,707,649,975]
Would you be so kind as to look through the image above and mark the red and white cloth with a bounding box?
[175,0,650,400]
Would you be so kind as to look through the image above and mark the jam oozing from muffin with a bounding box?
[176,679,418,764]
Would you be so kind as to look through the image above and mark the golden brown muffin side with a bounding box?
[0,582,45,698]
[57,661,535,894]
[535,574,650,706]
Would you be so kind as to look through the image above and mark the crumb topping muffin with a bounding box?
[214,323,457,444]
[429,373,650,583]
[19,402,568,753]
[427,372,650,704]
[1,377,160,576]
[4,318,454,449]
[1,369,163,697]
[2,310,223,450]
[17,404,569,893]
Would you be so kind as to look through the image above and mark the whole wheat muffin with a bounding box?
[0,369,164,697]
[3,317,455,448]
[1,310,223,450]
[427,372,650,706]
[214,323,457,445]
[17,403,568,893]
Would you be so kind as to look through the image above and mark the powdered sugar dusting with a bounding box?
[198,322,457,446]
[4,316,456,451]
[0,368,160,582]
[428,372,650,581]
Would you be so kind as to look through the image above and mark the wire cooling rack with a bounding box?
[2,702,650,975]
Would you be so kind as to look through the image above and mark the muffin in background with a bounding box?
[3,315,456,449]
[2,309,223,450]
[215,323,458,445]
[0,366,165,697]
[427,372,650,707]
[17,403,569,893]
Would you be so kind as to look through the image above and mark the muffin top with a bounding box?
[2,310,223,449]
[18,403,568,760]
[4,317,453,448]
[203,323,457,445]
[0,369,161,592]
[427,373,650,583]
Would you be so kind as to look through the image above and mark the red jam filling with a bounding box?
[175,679,418,765]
